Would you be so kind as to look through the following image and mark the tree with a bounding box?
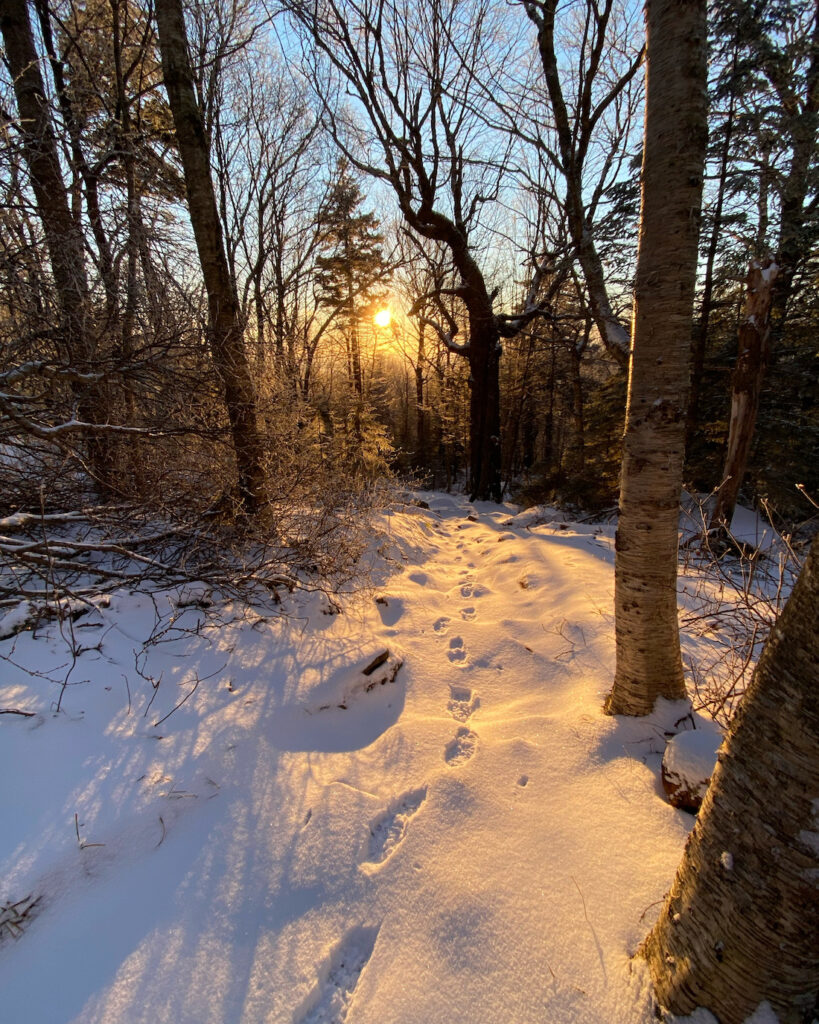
[705,0,819,529]
[604,0,708,716]
[708,256,778,532]
[286,0,554,502]
[154,0,267,514]
[314,161,390,397]
[643,535,819,1023]
[523,0,643,370]
[0,0,90,362]
[0,0,118,487]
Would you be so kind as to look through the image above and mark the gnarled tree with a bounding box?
[285,0,555,501]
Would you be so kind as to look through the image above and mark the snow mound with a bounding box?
[267,648,405,753]
[662,719,723,813]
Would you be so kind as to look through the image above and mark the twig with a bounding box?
[152,674,201,728]
[639,897,666,923]
[74,812,105,849]
[572,874,592,928]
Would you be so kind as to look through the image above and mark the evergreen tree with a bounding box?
[314,161,390,397]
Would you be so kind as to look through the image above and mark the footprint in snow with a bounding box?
[433,616,450,635]
[445,727,478,766]
[297,924,379,1024]
[460,606,476,621]
[447,684,479,722]
[459,581,488,600]
[365,787,427,867]
[447,636,467,664]
[374,596,404,628]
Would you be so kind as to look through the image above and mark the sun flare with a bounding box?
[373,308,392,328]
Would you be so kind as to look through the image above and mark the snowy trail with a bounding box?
[0,493,698,1024]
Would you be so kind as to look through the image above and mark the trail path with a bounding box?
[0,493,697,1024]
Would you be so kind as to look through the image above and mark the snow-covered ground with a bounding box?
[0,492,775,1023]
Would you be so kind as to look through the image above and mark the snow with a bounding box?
[0,600,35,639]
[663,720,723,800]
[0,493,775,1023]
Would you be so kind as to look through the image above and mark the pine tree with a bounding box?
[314,161,389,398]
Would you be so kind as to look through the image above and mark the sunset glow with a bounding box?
[373,308,392,327]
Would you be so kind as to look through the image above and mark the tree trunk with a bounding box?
[709,258,778,533]
[687,71,736,451]
[154,0,267,514]
[467,318,502,503]
[415,322,427,467]
[606,0,708,717]
[1,0,117,488]
[568,344,585,476]
[643,536,819,1023]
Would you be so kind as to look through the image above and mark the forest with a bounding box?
[0,0,817,1022]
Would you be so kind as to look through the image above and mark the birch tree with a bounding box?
[643,536,819,1023]
[604,0,708,716]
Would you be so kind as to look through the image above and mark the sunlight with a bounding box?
[373,307,391,328]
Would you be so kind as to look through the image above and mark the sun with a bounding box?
[373,307,392,328]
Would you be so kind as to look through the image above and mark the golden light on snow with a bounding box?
[373,308,392,328]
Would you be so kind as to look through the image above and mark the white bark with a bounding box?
[606,0,708,716]
[644,538,819,1022]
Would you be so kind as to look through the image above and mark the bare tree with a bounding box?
[604,0,708,716]
[154,0,268,513]
[523,0,643,369]
[285,0,557,501]
[0,0,118,487]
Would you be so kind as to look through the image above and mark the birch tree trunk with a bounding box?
[154,0,267,515]
[643,536,819,1023]
[605,0,708,716]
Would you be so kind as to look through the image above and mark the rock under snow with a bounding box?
[662,719,723,813]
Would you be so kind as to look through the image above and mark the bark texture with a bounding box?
[709,259,778,532]
[606,0,708,716]
[154,0,267,514]
[1,0,91,360]
[643,537,819,1023]
[1,0,117,488]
